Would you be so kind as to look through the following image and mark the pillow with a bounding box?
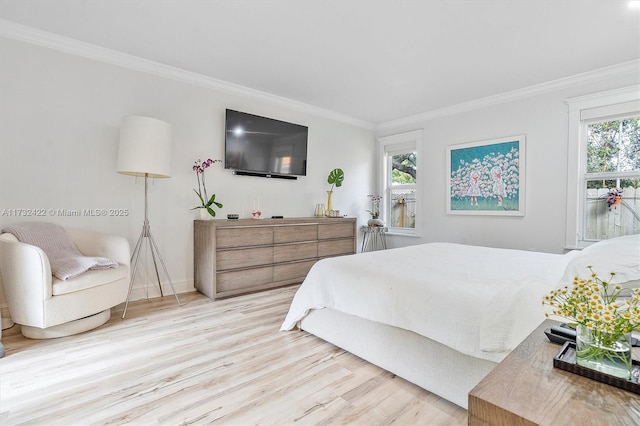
[559,234,640,288]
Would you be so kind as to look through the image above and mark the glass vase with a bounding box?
[576,324,632,379]
[325,191,333,216]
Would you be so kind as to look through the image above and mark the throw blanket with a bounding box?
[281,242,577,363]
[2,222,117,280]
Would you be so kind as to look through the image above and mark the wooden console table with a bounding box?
[194,217,357,300]
[468,319,640,425]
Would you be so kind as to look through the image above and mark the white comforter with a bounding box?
[281,242,576,363]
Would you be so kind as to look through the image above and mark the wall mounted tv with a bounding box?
[224,109,308,179]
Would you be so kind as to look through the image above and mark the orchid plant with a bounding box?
[367,194,382,218]
[192,158,223,217]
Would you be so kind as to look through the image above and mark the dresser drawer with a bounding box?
[273,260,317,282]
[274,224,318,243]
[216,266,273,292]
[274,242,318,263]
[217,227,273,248]
[318,223,354,240]
[217,246,273,270]
[318,238,355,257]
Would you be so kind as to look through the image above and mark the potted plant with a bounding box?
[543,267,640,379]
[192,158,223,218]
[367,194,384,226]
[325,168,344,216]
[606,187,623,210]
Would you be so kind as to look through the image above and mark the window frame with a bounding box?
[377,129,423,237]
[565,85,640,249]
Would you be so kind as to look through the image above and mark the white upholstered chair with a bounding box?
[0,227,130,339]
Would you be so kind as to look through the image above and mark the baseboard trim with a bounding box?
[127,279,195,302]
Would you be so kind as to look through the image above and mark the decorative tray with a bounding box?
[553,341,640,394]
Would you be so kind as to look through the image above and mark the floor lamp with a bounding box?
[117,115,181,318]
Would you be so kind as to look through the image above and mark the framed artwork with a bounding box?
[446,135,525,216]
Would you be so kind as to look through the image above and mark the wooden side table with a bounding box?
[468,319,640,425]
[360,226,387,252]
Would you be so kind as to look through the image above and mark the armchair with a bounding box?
[0,226,130,339]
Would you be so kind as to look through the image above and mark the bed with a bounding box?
[280,235,640,409]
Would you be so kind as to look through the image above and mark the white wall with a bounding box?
[2,36,637,304]
[377,74,640,254]
[0,38,376,299]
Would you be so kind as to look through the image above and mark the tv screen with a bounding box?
[224,109,308,177]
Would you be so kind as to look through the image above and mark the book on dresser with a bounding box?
[194,217,357,300]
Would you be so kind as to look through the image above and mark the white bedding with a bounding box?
[281,242,577,363]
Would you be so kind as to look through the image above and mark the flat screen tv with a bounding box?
[224,109,308,179]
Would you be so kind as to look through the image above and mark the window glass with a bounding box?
[565,87,640,248]
[378,130,422,236]
[587,118,640,174]
[388,152,416,229]
[391,152,416,185]
[583,117,640,241]
[389,187,416,229]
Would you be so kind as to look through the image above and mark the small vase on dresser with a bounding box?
[325,191,333,216]
[197,208,211,220]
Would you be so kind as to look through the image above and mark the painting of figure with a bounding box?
[447,135,526,216]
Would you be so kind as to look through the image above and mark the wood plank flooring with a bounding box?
[0,286,467,425]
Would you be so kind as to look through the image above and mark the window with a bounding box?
[584,117,640,240]
[378,130,422,236]
[565,86,640,248]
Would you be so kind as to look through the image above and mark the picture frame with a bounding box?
[446,135,525,216]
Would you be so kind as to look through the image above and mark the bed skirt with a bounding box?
[300,308,497,409]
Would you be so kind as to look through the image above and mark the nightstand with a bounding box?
[360,226,387,252]
[468,319,640,425]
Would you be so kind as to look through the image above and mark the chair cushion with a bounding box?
[52,263,128,296]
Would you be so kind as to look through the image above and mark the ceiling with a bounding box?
[1,1,639,126]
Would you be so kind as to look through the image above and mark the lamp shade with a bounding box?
[117,116,172,178]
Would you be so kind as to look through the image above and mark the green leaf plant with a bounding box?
[327,168,345,191]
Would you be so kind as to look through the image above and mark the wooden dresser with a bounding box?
[194,217,357,300]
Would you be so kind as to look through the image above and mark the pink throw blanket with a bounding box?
[2,222,117,280]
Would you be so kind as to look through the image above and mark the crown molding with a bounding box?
[2,18,636,133]
[566,84,640,110]
[0,19,375,130]
[377,59,640,132]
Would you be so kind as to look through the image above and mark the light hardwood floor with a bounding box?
[0,286,467,425]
